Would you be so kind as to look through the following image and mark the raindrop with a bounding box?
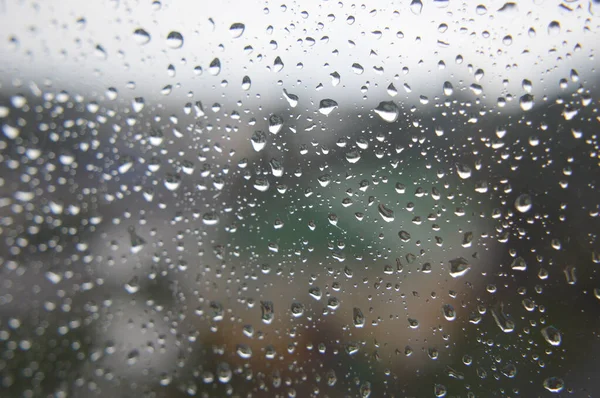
[519,94,534,111]
[353,307,365,328]
[319,99,338,115]
[229,23,245,38]
[374,101,399,123]
[442,304,456,321]
[133,28,151,45]
[291,302,305,318]
[273,56,284,72]
[166,31,184,49]
[268,114,283,134]
[242,76,251,90]
[543,377,565,393]
[511,256,527,271]
[377,203,394,222]
[283,89,298,107]
[456,163,472,179]
[260,301,274,324]
[548,20,561,35]
[410,0,423,15]
[514,194,532,213]
[541,326,562,346]
[251,131,267,152]
[209,58,221,75]
[449,257,471,278]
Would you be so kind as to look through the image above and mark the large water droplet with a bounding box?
[377,203,394,222]
[541,326,562,346]
[353,307,365,328]
[374,101,399,123]
[268,114,283,134]
[133,28,151,45]
[410,0,423,14]
[449,257,471,278]
[166,31,183,49]
[519,94,534,111]
[515,194,532,213]
[229,23,245,38]
[543,377,564,393]
[251,130,267,152]
[209,58,221,75]
[319,99,338,115]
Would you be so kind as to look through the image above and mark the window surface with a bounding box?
[0,1,599,397]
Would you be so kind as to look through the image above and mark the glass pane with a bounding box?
[1,1,599,397]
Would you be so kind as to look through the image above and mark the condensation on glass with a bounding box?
[0,1,599,397]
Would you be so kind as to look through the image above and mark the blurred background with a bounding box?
[0,0,599,397]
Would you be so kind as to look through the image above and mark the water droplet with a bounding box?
[511,256,527,271]
[166,31,183,49]
[455,163,472,179]
[242,76,251,90]
[268,114,283,134]
[124,277,140,294]
[541,326,562,346]
[319,99,338,115]
[520,94,534,111]
[133,28,151,45]
[128,226,146,254]
[209,58,221,75]
[236,344,252,359]
[260,301,274,324]
[345,150,361,163]
[291,302,305,318]
[127,349,140,365]
[374,101,399,123]
[283,89,298,107]
[273,56,284,72]
[449,257,471,278]
[434,384,447,397]
[377,203,394,222]
[202,212,219,226]
[410,0,423,15]
[359,381,372,398]
[251,130,267,152]
[353,307,365,328]
[229,23,245,38]
[548,20,561,35]
[491,303,515,333]
[543,377,565,393]
[309,286,322,300]
[398,231,411,242]
[408,318,419,329]
[442,304,456,321]
[501,363,517,378]
[515,194,532,213]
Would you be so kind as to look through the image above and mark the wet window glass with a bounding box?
[1,1,599,397]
